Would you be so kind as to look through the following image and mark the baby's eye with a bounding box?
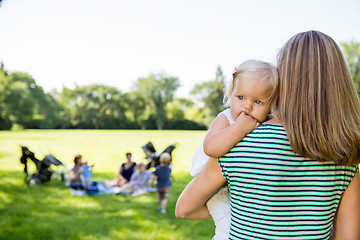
[238,96,244,100]
[255,100,262,104]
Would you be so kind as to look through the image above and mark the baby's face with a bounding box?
[230,78,271,123]
[138,165,146,173]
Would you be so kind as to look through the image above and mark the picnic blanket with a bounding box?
[70,182,121,196]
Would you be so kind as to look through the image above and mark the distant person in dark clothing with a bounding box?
[105,152,137,187]
[152,153,172,214]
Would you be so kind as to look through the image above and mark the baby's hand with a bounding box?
[234,111,259,135]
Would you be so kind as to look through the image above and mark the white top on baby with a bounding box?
[190,109,233,240]
[191,109,234,176]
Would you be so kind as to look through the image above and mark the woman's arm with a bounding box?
[69,167,83,181]
[333,171,360,239]
[204,112,258,158]
[117,165,124,178]
[175,157,226,219]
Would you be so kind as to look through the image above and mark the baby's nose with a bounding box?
[243,104,251,112]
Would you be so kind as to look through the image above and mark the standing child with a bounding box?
[153,153,172,214]
[190,59,278,240]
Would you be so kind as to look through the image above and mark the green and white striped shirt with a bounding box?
[218,123,358,240]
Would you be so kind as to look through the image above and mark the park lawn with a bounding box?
[0,130,214,240]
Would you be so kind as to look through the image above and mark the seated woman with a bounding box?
[68,154,85,189]
[105,152,137,187]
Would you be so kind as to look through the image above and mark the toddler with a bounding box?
[116,162,152,197]
[190,59,278,240]
[79,159,93,189]
[152,153,172,214]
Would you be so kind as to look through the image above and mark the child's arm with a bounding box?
[203,112,259,158]
[69,167,84,181]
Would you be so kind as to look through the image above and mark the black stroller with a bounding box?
[141,141,176,169]
[20,146,66,186]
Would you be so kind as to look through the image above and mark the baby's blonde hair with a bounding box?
[159,153,171,166]
[136,162,146,171]
[224,60,278,109]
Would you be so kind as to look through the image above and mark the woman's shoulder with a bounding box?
[247,123,288,141]
[256,122,286,132]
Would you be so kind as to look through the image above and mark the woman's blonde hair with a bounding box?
[275,30,360,165]
[224,59,278,108]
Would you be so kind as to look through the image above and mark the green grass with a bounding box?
[0,130,214,240]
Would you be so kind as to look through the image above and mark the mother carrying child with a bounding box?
[176,30,360,240]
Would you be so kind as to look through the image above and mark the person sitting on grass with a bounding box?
[116,162,152,197]
[69,154,85,189]
[105,152,137,187]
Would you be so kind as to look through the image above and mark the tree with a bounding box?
[191,66,226,126]
[0,64,12,129]
[122,92,147,129]
[164,98,207,130]
[133,73,180,130]
[9,72,41,128]
[10,72,63,129]
[58,84,127,129]
[341,41,360,95]
[0,66,63,129]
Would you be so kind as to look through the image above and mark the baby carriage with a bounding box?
[20,146,66,186]
[141,141,176,169]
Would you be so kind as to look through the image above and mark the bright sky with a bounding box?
[0,0,359,97]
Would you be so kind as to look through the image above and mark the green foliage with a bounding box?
[133,73,180,130]
[0,63,227,130]
[191,66,226,126]
[58,84,129,129]
[122,92,147,129]
[0,130,213,239]
[0,67,62,130]
[341,41,360,95]
[0,66,12,129]
[165,99,206,130]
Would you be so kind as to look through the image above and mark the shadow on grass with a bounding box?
[0,171,213,240]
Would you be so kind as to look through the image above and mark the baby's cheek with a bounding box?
[257,112,269,123]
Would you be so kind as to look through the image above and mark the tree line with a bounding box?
[0,64,227,130]
[0,41,359,130]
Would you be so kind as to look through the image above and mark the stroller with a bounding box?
[20,146,66,186]
[141,141,176,169]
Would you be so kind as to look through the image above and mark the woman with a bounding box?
[69,154,84,189]
[176,30,360,239]
[117,152,136,185]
